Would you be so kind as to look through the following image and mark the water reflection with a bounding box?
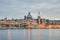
[49,29,60,40]
[8,29,11,40]
[0,29,60,40]
[0,30,7,40]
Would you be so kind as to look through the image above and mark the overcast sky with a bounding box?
[0,0,60,20]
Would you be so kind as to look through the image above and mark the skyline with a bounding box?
[0,0,60,20]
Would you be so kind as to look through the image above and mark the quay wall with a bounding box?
[0,21,60,29]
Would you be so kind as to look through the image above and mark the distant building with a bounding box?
[0,12,60,29]
[24,16,27,20]
[48,20,60,25]
[24,12,33,21]
[27,12,33,20]
[37,12,41,24]
[4,17,7,21]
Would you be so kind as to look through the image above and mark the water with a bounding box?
[0,29,60,40]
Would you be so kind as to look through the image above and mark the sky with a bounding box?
[0,0,60,20]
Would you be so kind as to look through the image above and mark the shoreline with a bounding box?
[0,28,60,30]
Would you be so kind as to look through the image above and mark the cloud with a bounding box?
[0,0,60,20]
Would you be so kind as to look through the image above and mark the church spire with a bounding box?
[38,12,41,24]
[38,12,41,17]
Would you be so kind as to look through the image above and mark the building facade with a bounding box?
[0,12,60,29]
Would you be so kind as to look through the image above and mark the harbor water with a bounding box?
[0,29,60,40]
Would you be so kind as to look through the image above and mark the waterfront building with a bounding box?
[26,12,33,20]
[24,16,27,20]
[0,12,60,29]
[4,17,7,21]
[37,12,41,24]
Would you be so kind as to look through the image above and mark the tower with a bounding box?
[4,17,7,21]
[37,12,41,24]
[24,16,27,20]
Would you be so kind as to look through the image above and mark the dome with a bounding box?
[27,12,33,20]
